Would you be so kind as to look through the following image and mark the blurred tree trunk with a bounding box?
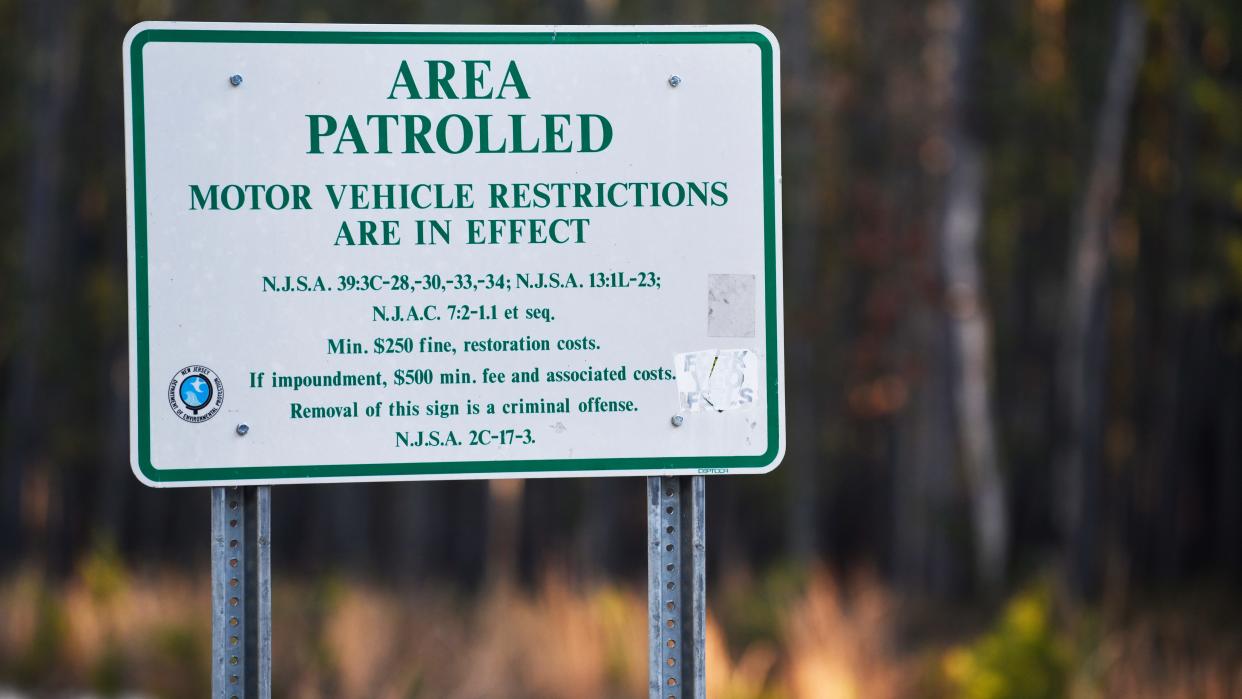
[1151,10,1192,583]
[710,477,746,579]
[894,320,957,595]
[485,479,523,586]
[389,484,438,580]
[98,0,134,549]
[1056,0,1145,599]
[645,0,675,23]
[781,0,821,563]
[207,0,243,19]
[1218,328,1242,577]
[317,484,373,571]
[892,0,960,597]
[938,0,1008,593]
[423,0,463,23]
[552,0,586,23]
[578,479,622,578]
[0,0,75,571]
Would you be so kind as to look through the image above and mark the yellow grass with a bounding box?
[0,558,1238,698]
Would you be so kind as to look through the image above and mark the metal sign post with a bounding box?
[649,475,706,699]
[211,486,272,699]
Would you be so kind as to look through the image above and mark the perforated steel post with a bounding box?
[648,475,706,699]
[212,486,271,699]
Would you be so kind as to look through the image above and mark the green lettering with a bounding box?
[544,114,572,153]
[365,115,400,153]
[402,115,434,153]
[427,60,457,99]
[334,220,356,246]
[307,114,337,154]
[463,60,492,99]
[387,60,422,99]
[436,114,473,154]
[190,184,217,210]
[498,60,530,99]
[579,114,613,153]
[334,116,368,154]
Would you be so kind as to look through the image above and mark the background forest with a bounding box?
[3,0,1242,697]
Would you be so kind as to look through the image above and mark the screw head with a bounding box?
[236,423,250,436]
[670,415,685,427]
[229,74,243,87]
[668,75,682,88]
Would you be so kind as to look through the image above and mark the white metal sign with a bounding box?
[124,22,784,486]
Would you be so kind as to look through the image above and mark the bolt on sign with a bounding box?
[124,23,784,486]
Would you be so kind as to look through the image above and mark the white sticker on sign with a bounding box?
[707,274,757,337]
[675,349,759,413]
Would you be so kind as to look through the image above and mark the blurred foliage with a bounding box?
[941,585,1071,699]
[717,564,812,651]
[9,588,68,689]
[80,542,128,606]
[147,624,208,698]
[3,561,1240,698]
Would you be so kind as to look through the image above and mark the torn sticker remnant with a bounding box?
[707,274,756,337]
[675,349,759,413]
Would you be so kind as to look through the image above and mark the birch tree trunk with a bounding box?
[1056,0,1145,599]
[938,0,1009,593]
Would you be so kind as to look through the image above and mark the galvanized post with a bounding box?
[648,475,706,699]
[212,486,272,699]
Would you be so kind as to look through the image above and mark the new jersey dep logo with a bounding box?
[168,365,224,423]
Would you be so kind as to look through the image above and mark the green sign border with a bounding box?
[128,27,781,483]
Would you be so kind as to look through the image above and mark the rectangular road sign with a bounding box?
[124,22,784,486]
